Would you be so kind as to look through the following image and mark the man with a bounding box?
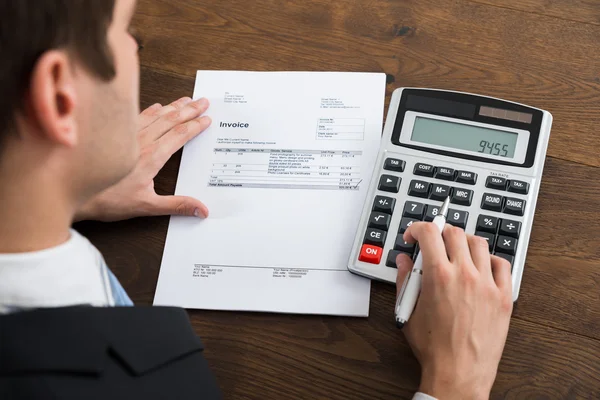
[0,0,513,399]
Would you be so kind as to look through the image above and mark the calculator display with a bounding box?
[411,117,519,158]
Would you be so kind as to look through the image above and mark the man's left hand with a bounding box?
[76,97,211,222]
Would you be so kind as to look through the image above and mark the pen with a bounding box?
[395,196,450,328]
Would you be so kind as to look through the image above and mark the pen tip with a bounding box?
[440,196,450,217]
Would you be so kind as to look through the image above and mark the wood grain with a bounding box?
[468,0,600,26]
[77,1,600,398]
[132,0,600,168]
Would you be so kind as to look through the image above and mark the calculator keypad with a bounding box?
[447,209,469,229]
[368,212,391,230]
[496,235,518,255]
[414,163,434,177]
[408,180,430,198]
[403,201,425,219]
[456,171,477,185]
[434,167,456,181]
[378,174,401,193]
[476,214,521,258]
[495,252,515,268]
[386,250,403,268]
[486,176,507,190]
[359,244,383,264]
[372,195,395,213]
[476,215,498,233]
[499,219,521,238]
[364,228,386,247]
[358,157,528,270]
[424,205,441,222]
[384,158,406,172]
[481,193,503,212]
[503,197,526,216]
[398,217,419,233]
[475,231,495,252]
[429,184,451,201]
[450,188,473,206]
[394,235,416,254]
[508,180,529,194]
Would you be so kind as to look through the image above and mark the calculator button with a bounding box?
[499,219,521,238]
[481,193,503,212]
[503,197,526,216]
[424,205,441,222]
[475,231,495,252]
[398,217,419,234]
[364,228,387,247]
[384,158,406,172]
[373,195,395,214]
[414,163,434,177]
[434,167,455,181]
[476,215,499,233]
[368,212,391,231]
[495,252,515,268]
[408,180,430,198]
[429,184,451,201]
[378,174,401,193]
[450,188,473,206]
[508,180,529,195]
[447,209,469,229]
[485,176,507,190]
[403,201,425,220]
[394,235,416,254]
[359,244,383,264]
[386,250,411,268]
[456,171,477,185]
[496,235,517,255]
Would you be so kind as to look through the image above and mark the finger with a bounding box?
[138,97,192,131]
[491,255,512,294]
[153,116,212,169]
[467,234,492,277]
[139,97,209,143]
[442,225,471,264]
[138,103,162,130]
[150,195,209,218]
[395,253,414,297]
[403,221,449,269]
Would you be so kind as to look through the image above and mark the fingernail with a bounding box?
[202,116,212,125]
[194,206,209,218]
[151,103,162,109]
[198,98,209,107]
[182,97,193,105]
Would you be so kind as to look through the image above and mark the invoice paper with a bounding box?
[154,71,385,316]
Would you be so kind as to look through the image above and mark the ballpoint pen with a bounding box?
[395,196,450,328]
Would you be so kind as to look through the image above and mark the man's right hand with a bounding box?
[396,223,513,400]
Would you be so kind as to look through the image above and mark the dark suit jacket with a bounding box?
[0,306,221,399]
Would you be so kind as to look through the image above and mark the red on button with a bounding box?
[359,244,383,264]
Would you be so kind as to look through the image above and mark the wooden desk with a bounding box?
[77,0,600,398]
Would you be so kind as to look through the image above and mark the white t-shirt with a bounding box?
[0,229,114,314]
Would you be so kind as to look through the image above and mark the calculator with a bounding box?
[348,88,552,301]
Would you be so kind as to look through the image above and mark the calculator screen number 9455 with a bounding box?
[478,140,509,157]
[410,117,519,159]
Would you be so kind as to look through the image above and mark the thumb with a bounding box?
[396,253,414,298]
[151,195,209,218]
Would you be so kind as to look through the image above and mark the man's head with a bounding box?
[0,0,140,207]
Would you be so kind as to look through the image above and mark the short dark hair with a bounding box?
[0,0,116,148]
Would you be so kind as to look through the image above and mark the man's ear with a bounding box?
[26,50,79,148]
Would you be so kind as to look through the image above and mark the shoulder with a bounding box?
[0,306,221,400]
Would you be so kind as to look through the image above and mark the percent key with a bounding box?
[477,215,499,233]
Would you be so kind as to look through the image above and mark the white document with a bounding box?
[154,71,385,316]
